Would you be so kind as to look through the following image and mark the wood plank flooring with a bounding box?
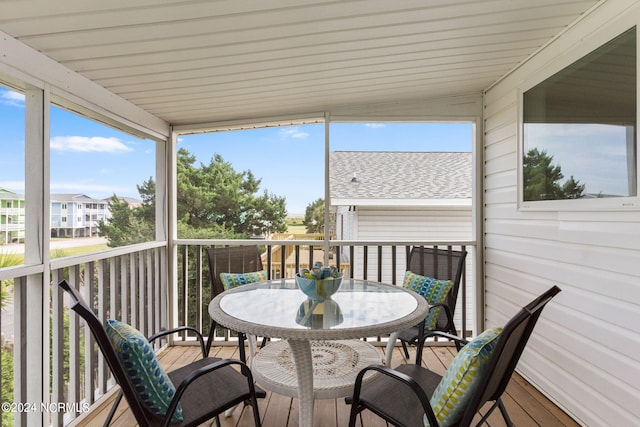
[73,342,579,427]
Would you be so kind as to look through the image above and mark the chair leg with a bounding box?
[238,333,247,363]
[401,340,410,359]
[497,398,514,427]
[103,391,123,427]
[206,320,216,357]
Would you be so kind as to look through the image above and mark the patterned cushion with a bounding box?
[425,327,503,427]
[105,319,183,422]
[219,270,267,290]
[402,270,453,330]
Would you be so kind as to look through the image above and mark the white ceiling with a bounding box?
[0,0,600,128]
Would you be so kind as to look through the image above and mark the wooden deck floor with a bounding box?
[75,342,579,427]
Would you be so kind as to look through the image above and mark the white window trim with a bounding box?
[517,25,640,212]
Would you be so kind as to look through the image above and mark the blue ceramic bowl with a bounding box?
[295,274,343,301]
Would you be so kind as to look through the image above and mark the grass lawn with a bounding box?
[51,244,109,258]
[286,216,307,234]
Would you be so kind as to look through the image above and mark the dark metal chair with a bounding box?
[398,246,467,361]
[348,285,561,427]
[58,279,262,427]
[205,245,264,360]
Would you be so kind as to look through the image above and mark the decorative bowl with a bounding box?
[295,274,343,301]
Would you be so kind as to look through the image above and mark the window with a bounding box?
[522,27,636,206]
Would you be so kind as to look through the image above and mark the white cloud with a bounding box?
[364,123,385,128]
[0,181,25,192]
[0,90,25,107]
[280,127,309,139]
[50,181,133,198]
[50,136,133,153]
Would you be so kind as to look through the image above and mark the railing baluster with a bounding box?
[69,267,81,419]
[51,270,64,427]
[180,246,188,340]
[146,250,155,340]
[377,246,383,283]
[137,251,145,335]
[84,261,96,407]
[195,247,202,337]
[97,259,108,396]
[120,254,128,324]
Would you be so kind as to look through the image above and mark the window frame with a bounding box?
[518,25,639,211]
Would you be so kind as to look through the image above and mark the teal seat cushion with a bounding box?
[105,319,183,423]
[219,270,267,290]
[402,270,453,330]
[425,327,503,427]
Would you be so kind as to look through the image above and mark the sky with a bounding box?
[1,87,472,215]
[524,123,632,197]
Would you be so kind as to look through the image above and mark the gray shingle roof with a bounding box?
[330,151,471,201]
[50,193,105,202]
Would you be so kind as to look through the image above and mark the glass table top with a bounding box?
[212,278,424,338]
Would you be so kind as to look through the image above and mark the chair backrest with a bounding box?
[407,246,467,330]
[205,245,264,298]
[460,285,561,425]
[58,280,152,425]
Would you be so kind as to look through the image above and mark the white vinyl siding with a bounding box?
[348,207,476,335]
[483,2,640,426]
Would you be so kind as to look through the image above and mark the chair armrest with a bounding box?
[349,364,440,427]
[160,359,256,427]
[148,326,207,358]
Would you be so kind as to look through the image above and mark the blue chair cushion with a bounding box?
[402,270,453,330]
[219,270,267,290]
[425,327,503,426]
[105,319,183,423]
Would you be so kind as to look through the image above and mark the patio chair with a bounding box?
[58,279,262,427]
[348,285,561,427]
[397,246,467,361]
[205,245,266,360]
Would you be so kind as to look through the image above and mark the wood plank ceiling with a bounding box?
[0,0,600,127]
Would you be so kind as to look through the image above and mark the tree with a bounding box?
[99,149,288,246]
[304,198,325,233]
[523,148,585,201]
[176,149,287,237]
[137,177,156,224]
[98,195,154,247]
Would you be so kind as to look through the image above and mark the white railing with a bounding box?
[1,241,166,426]
[175,239,477,345]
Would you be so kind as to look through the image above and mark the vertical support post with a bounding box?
[323,114,330,265]
[24,87,50,426]
[167,131,178,335]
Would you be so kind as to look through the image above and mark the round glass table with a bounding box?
[208,278,428,427]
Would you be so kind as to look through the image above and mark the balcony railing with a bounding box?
[175,239,476,344]
[0,238,476,426]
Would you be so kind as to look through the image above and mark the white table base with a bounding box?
[251,339,381,426]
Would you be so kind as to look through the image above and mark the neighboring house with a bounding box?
[331,151,472,241]
[330,151,473,331]
[50,194,110,238]
[0,189,25,244]
[105,195,143,209]
[0,192,141,242]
